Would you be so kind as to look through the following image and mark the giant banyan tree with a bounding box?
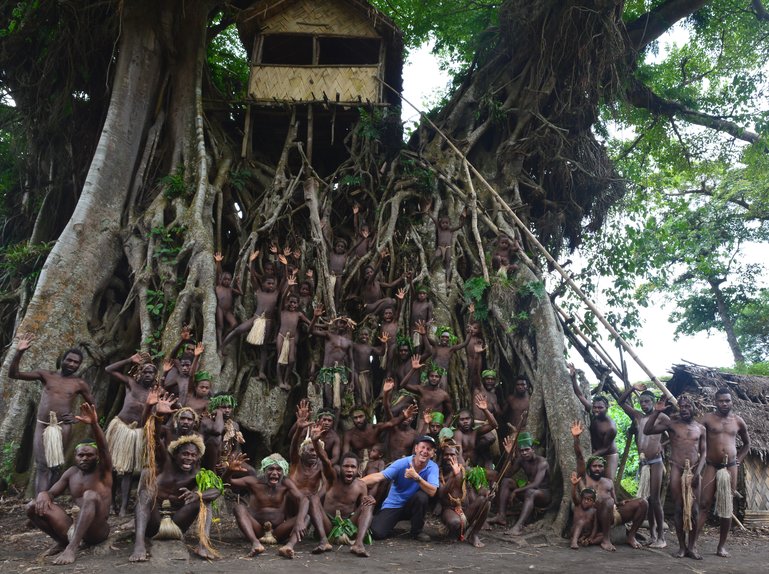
[1,0,765,532]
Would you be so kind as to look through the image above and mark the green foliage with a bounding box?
[723,361,769,377]
[146,289,174,321]
[463,276,490,320]
[356,107,387,140]
[0,441,17,490]
[518,280,545,301]
[160,166,188,200]
[369,0,498,70]
[609,403,639,491]
[207,18,249,99]
[150,225,186,262]
[0,0,39,38]
[0,241,53,277]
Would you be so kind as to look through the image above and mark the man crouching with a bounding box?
[27,403,111,564]
[129,433,221,561]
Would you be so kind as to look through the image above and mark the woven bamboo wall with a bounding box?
[743,455,769,511]
[249,65,379,102]
[261,0,377,37]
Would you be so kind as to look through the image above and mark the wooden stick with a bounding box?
[377,78,677,407]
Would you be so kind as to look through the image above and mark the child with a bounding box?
[570,472,598,549]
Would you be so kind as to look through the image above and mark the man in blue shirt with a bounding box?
[361,435,439,541]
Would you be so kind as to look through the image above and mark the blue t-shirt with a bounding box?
[380,455,439,509]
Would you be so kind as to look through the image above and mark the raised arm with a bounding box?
[569,363,591,413]
[75,402,113,476]
[8,334,46,381]
[570,472,582,506]
[382,378,396,421]
[375,403,418,436]
[105,353,143,386]
[642,399,671,436]
[290,400,312,465]
[312,423,336,485]
[572,420,586,477]
[473,394,498,435]
[449,209,467,232]
[617,384,645,419]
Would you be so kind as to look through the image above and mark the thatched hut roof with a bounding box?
[667,363,769,458]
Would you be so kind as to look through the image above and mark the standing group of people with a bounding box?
[569,366,750,559]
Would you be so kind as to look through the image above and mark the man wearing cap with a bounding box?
[362,435,439,542]
[489,432,550,534]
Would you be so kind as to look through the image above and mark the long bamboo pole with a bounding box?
[379,78,676,406]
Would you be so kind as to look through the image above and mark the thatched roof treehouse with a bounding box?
[236,0,403,176]
[667,363,769,526]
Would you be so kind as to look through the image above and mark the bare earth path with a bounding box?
[1,498,766,574]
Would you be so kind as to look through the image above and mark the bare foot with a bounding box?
[649,538,667,549]
[279,382,291,391]
[350,544,370,557]
[52,548,76,565]
[672,548,686,559]
[248,543,266,557]
[509,526,523,536]
[278,545,295,559]
[118,508,128,518]
[193,545,215,560]
[600,540,616,552]
[686,548,702,560]
[470,535,485,548]
[626,534,642,549]
[42,543,66,557]
[488,515,507,526]
[570,542,579,550]
[129,547,149,562]
[312,542,333,554]
[716,546,730,558]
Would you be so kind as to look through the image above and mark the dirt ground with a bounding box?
[2,496,768,574]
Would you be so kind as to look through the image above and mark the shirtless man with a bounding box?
[572,420,647,551]
[402,356,454,434]
[504,375,531,433]
[359,262,406,315]
[472,370,503,467]
[489,433,550,534]
[203,393,245,473]
[570,364,618,479]
[438,442,487,547]
[184,371,212,415]
[318,451,376,557]
[384,385,419,461]
[226,453,305,557]
[276,293,319,390]
[313,316,355,416]
[409,288,433,350]
[105,353,157,516]
[644,395,706,559]
[696,388,750,558]
[453,395,498,467]
[214,252,243,347]
[464,317,486,389]
[351,329,388,408]
[161,343,202,406]
[223,274,280,379]
[423,202,465,280]
[129,434,221,561]
[343,383,417,461]
[617,385,666,547]
[9,333,95,494]
[27,403,111,564]
[288,406,333,556]
[423,328,470,384]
